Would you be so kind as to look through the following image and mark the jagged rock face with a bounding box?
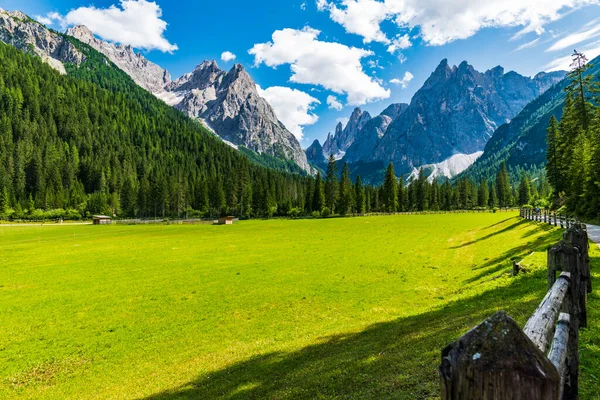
[305,139,328,170]
[341,103,408,164]
[67,25,171,93]
[368,59,565,175]
[168,63,311,172]
[0,9,84,74]
[322,108,372,157]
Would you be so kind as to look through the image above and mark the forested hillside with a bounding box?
[0,42,310,219]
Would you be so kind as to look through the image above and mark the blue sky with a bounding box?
[5,0,600,146]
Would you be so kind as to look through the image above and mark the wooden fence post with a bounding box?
[439,311,560,399]
[548,238,584,399]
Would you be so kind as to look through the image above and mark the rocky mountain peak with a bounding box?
[66,25,94,41]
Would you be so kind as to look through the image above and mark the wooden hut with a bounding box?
[217,216,235,225]
[93,215,112,225]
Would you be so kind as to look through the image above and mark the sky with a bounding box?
[5,0,600,147]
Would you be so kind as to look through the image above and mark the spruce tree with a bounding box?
[382,163,398,212]
[312,171,325,212]
[546,115,563,198]
[518,173,531,206]
[337,163,353,216]
[354,175,365,214]
[397,175,406,212]
[325,155,338,212]
[478,179,489,208]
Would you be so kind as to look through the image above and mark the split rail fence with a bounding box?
[439,214,591,399]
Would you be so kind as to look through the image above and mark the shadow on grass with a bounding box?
[449,220,527,249]
[144,274,551,399]
[462,230,563,285]
[483,217,516,229]
[579,249,600,397]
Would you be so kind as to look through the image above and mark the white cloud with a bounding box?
[256,85,320,140]
[514,37,541,52]
[249,27,390,105]
[35,12,62,26]
[327,95,344,110]
[318,0,599,46]
[221,51,237,62]
[390,71,414,88]
[387,34,411,53]
[40,0,177,53]
[547,25,600,51]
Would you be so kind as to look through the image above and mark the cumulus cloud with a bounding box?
[327,95,344,110]
[390,71,414,88]
[387,34,411,53]
[35,12,62,26]
[318,0,599,46]
[221,51,237,62]
[256,85,320,140]
[38,0,177,53]
[249,27,390,105]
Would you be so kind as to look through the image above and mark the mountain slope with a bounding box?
[359,60,565,176]
[460,55,600,182]
[322,108,372,158]
[66,24,311,172]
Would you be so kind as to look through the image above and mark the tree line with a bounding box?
[546,50,600,219]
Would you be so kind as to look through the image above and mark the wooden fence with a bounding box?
[520,208,579,228]
[439,218,591,399]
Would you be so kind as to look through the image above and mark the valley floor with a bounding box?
[0,213,598,399]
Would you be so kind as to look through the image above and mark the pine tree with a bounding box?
[488,183,498,208]
[496,162,511,208]
[397,175,406,212]
[312,171,325,212]
[354,175,365,214]
[478,179,489,208]
[518,173,531,206]
[337,163,353,216]
[324,155,338,212]
[565,50,598,131]
[381,163,398,212]
[546,115,564,198]
[415,168,429,211]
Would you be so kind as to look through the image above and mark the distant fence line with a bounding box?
[113,218,239,226]
[439,215,591,399]
[520,208,579,228]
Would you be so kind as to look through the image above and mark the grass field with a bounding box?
[1,213,599,399]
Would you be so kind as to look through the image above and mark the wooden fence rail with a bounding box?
[439,220,591,399]
[520,208,578,228]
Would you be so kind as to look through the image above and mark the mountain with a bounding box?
[305,139,328,171]
[351,60,565,179]
[460,55,600,182]
[322,108,372,158]
[0,11,311,173]
[343,103,409,164]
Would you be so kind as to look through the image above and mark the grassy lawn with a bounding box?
[0,213,598,399]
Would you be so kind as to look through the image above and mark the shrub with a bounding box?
[321,207,331,218]
[311,211,320,218]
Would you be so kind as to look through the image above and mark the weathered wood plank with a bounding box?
[523,272,571,353]
[548,313,570,398]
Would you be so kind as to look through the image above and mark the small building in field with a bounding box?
[217,216,235,225]
[93,215,112,225]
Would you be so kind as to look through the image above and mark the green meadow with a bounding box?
[1,213,599,399]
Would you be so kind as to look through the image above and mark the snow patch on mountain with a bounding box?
[409,152,484,182]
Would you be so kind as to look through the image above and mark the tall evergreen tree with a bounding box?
[337,163,353,216]
[381,163,398,212]
[324,155,338,212]
[354,175,365,214]
[312,171,325,212]
[518,173,531,206]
